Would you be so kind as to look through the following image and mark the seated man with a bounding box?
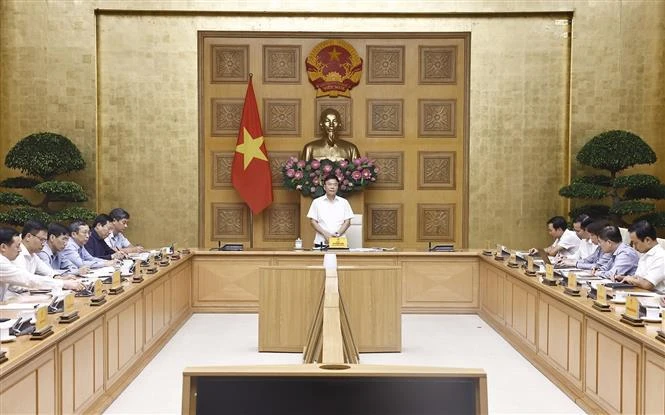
[61,220,114,269]
[36,223,85,278]
[561,220,612,270]
[530,216,581,257]
[571,214,595,260]
[618,220,665,291]
[85,214,125,261]
[0,226,82,301]
[593,225,639,280]
[106,207,144,253]
[306,176,354,247]
[12,220,55,278]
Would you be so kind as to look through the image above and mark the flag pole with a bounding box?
[248,72,254,250]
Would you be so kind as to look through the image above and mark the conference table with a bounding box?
[0,249,663,414]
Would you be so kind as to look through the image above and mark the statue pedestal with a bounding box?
[300,192,364,250]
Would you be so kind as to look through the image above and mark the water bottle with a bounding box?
[294,238,302,250]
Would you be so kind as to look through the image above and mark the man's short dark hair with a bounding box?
[0,226,19,245]
[599,225,623,243]
[22,220,47,237]
[574,213,590,225]
[628,220,657,241]
[324,175,340,184]
[47,223,69,238]
[69,220,88,234]
[547,216,567,231]
[586,220,610,236]
[109,208,130,221]
[92,214,112,229]
[580,216,594,230]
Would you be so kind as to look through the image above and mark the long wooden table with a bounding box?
[1,250,663,414]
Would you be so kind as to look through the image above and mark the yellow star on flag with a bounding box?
[236,127,268,169]
[328,47,341,61]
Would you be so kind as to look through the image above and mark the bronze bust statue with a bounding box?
[301,108,360,162]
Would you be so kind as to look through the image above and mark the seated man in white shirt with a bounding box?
[61,220,114,270]
[0,226,82,301]
[530,216,581,257]
[571,214,595,261]
[106,208,144,254]
[306,176,354,247]
[13,220,57,278]
[618,220,665,292]
[561,219,612,270]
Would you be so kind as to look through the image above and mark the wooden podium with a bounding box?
[258,264,401,353]
[299,192,364,249]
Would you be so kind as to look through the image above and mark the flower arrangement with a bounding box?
[282,157,379,197]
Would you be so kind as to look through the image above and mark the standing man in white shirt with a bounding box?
[106,208,144,253]
[306,176,354,247]
[619,220,665,291]
[0,226,82,301]
[530,216,581,257]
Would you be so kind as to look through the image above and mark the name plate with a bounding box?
[596,284,607,305]
[545,264,554,280]
[94,279,103,297]
[625,296,640,320]
[568,273,577,289]
[112,270,122,289]
[496,244,502,255]
[134,260,141,277]
[63,293,75,314]
[509,251,517,263]
[527,256,535,273]
[328,236,348,249]
[35,305,48,332]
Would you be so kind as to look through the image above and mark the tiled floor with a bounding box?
[105,314,584,414]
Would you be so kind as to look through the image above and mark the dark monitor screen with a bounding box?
[195,375,480,415]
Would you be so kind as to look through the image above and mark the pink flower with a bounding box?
[345,171,351,176]
[351,171,362,180]
[370,178,376,181]
[310,160,320,169]
[297,160,306,168]
[340,185,347,190]
[374,167,380,173]
[294,171,304,179]
[339,160,348,168]
[296,185,302,190]
[353,158,362,166]
[285,162,293,169]
[313,177,319,185]
[286,169,295,178]
[362,169,371,179]
[336,174,343,181]
[343,180,349,185]
[310,172,316,177]
[289,156,298,162]
[335,168,342,175]
[323,165,332,173]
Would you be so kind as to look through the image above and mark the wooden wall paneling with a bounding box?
[585,318,641,414]
[172,263,192,321]
[400,258,478,313]
[643,348,665,415]
[537,296,583,389]
[145,273,174,349]
[0,348,56,414]
[105,292,145,388]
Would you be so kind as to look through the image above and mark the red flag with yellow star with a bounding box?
[231,77,273,214]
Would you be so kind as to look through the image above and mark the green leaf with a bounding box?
[0,177,42,189]
[576,130,656,173]
[4,132,85,179]
[610,200,655,216]
[0,207,51,226]
[624,183,665,200]
[0,192,31,206]
[34,181,88,202]
[51,206,97,223]
[613,174,660,189]
[571,175,613,187]
[559,182,607,199]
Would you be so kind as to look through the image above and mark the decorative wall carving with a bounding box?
[263,45,301,83]
[315,98,352,137]
[367,99,404,137]
[263,99,301,136]
[366,151,404,189]
[366,204,403,241]
[263,203,300,241]
[418,151,456,189]
[211,45,249,83]
[212,203,249,240]
[211,98,243,136]
[418,204,455,241]
[418,99,456,137]
[211,152,234,188]
[366,45,405,84]
[419,46,457,84]
[268,151,298,188]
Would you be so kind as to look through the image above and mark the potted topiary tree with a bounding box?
[0,132,96,225]
[559,130,665,227]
